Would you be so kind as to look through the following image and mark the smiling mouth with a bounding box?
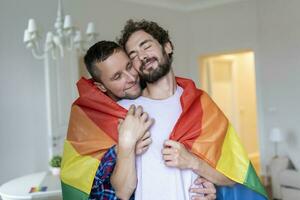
[142,58,157,70]
[125,81,138,90]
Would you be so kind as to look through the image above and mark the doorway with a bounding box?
[199,51,261,174]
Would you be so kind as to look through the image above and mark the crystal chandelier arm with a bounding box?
[31,48,45,60]
[55,0,64,36]
[24,0,99,59]
[52,36,64,57]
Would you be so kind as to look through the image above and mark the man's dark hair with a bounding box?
[118,19,174,59]
[84,41,122,82]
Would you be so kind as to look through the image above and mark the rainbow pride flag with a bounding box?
[29,186,47,193]
[61,77,268,199]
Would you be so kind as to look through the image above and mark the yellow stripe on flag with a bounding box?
[61,141,100,194]
[216,124,249,183]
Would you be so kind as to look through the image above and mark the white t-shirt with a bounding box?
[118,86,198,200]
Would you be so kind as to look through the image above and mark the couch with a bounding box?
[269,156,300,200]
[279,169,300,200]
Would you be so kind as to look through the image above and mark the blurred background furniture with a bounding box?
[279,168,300,200]
[269,156,300,200]
[0,171,61,200]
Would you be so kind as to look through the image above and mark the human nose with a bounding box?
[138,50,148,62]
[124,71,136,82]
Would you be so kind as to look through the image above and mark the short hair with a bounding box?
[118,19,174,59]
[84,41,122,82]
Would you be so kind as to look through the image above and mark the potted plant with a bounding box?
[49,155,62,176]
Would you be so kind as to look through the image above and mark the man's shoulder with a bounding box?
[117,99,132,108]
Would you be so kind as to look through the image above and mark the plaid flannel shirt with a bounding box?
[89,146,135,200]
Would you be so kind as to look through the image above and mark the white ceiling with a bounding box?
[118,0,243,11]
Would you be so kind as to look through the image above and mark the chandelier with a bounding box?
[23,0,98,59]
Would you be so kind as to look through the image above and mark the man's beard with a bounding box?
[140,51,172,84]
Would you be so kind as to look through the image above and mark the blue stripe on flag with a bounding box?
[216,183,268,200]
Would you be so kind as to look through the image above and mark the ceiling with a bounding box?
[118,0,243,11]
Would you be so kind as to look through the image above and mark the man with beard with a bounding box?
[115,19,267,200]
[110,20,235,200]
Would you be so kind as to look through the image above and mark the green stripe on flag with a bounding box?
[244,162,268,198]
[61,181,89,200]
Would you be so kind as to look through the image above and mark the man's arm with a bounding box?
[110,105,153,200]
[162,140,234,186]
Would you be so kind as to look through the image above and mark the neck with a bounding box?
[142,69,177,100]
[106,92,119,102]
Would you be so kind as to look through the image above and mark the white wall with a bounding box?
[186,0,300,172]
[187,0,258,82]
[0,0,53,185]
[0,0,187,184]
[256,0,300,170]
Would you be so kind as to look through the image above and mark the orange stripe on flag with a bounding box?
[67,105,116,160]
[191,92,228,167]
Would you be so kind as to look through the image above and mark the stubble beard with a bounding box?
[140,50,172,84]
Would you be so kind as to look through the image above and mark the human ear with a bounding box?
[164,42,173,54]
[94,81,107,93]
